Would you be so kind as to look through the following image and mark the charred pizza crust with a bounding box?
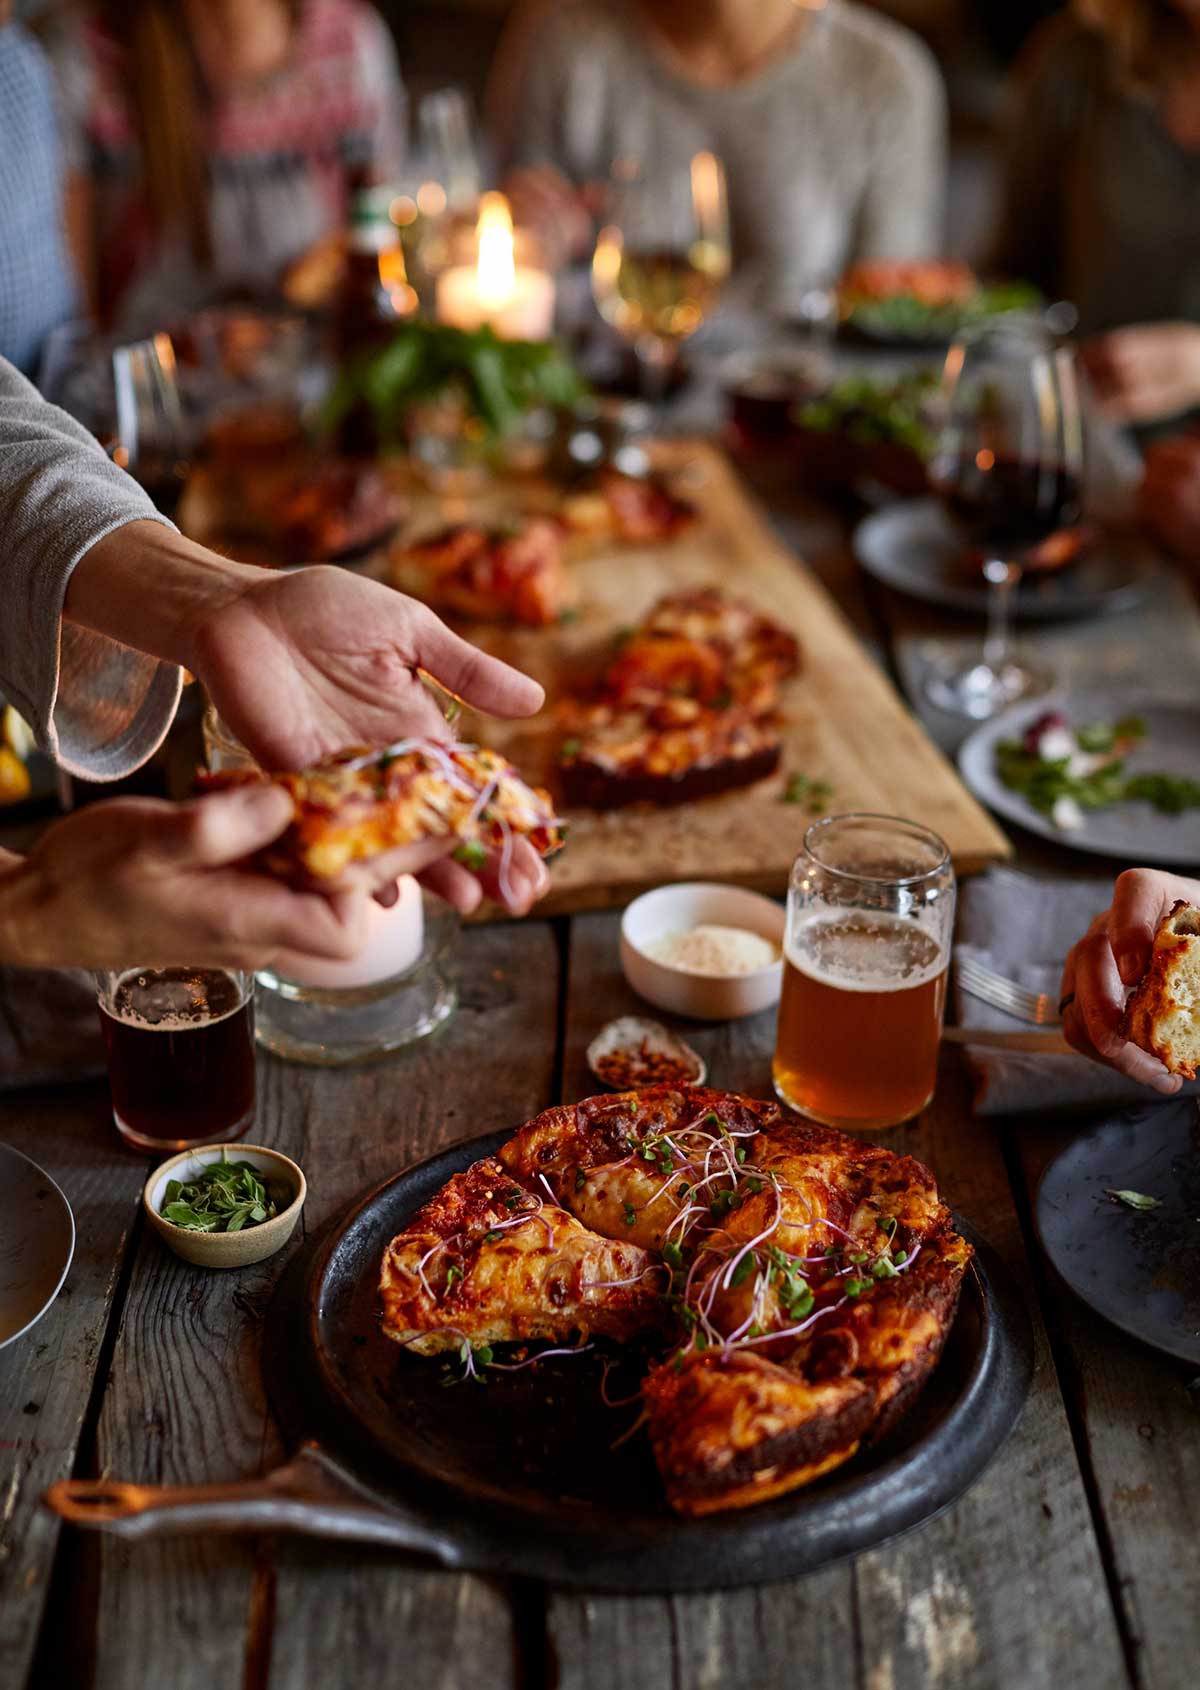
[200,742,562,885]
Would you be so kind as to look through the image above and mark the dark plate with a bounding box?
[263,1128,1032,1591]
[1036,1099,1200,1366]
[855,500,1150,622]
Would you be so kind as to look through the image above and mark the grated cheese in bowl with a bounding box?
[642,923,780,978]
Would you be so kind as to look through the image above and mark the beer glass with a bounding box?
[95,966,256,1151]
[773,815,955,1132]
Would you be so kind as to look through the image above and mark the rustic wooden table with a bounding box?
[3,472,1198,1690]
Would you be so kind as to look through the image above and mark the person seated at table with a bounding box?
[1060,866,1200,1095]
[48,0,405,334]
[991,0,1200,423]
[1137,433,1200,559]
[486,0,948,312]
[0,0,78,377]
[0,353,548,973]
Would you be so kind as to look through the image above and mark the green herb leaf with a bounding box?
[574,1167,588,1192]
[729,1253,757,1288]
[623,1203,637,1227]
[453,840,489,872]
[844,1277,871,1298]
[1106,1189,1162,1212]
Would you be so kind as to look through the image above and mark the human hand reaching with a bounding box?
[1080,323,1200,424]
[1059,867,1200,1095]
[0,784,414,974]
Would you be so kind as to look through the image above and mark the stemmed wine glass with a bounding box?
[925,317,1085,719]
[591,152,731,403]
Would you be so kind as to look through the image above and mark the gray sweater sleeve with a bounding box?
[0,356,182,780]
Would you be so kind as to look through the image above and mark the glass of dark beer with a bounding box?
[95,966,256,1150]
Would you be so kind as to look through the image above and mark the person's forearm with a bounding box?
[63,523,263,672]
[0,849,44,968]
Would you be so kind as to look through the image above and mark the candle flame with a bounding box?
[476,191,516,309]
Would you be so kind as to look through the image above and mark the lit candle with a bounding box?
[283,875,426,989]
[436,192,556,341]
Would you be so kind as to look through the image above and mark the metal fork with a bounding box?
[955,955,1062,1026]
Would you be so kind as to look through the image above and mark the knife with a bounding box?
[943,1027,1073,1054]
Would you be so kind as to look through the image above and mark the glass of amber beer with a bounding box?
[773,815,955,1132]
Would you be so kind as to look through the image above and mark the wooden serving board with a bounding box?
[390,441,1011,917]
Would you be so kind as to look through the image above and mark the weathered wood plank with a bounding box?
[264,918,561,1690]
[1013,1128,1200,1690]
[82,920,558,1690]
[0,1081,144,1690]
[547,911,1128,1690]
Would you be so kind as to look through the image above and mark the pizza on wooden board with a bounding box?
[558,588,801,808]
[378,1085,972,1516]
[389,520,568,628]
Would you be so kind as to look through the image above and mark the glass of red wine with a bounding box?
[925,318,1084,718]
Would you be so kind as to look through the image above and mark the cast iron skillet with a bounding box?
[47,1130,1033,1590]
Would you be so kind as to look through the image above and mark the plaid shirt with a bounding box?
[0,23,77,377]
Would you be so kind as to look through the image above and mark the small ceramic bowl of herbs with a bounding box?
[143,1144,306,1269]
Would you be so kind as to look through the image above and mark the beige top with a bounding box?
[497,0,947,313]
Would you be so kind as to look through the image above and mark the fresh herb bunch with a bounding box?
[322,321,587,445]
[795,369,941,459]
[996,716,1200,818]
[159,1157,281,1234]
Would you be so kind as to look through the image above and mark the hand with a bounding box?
[1080,323,1200,424]
[66,529,552,916]
[1138,434,1200,560]
[188,566,550,917]
[0,784,418,974]
[1059,867,1200,1094]
[503,166,593,268]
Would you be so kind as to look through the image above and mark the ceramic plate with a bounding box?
[854,500,1148,622]
[958,692,1200,867]
[0,1144,75,1348]
[1036,1099,1200,1366]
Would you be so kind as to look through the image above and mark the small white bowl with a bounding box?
[620,883,786,1021]
[144,1143,306,1269]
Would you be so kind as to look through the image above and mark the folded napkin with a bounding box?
[955,867,1198,1116]
[0,965,105,1091]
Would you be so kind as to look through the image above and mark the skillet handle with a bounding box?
[43,1441,462,1567]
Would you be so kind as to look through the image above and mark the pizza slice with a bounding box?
[560,470,697,546]
[379,1157,668,1358]
[556,589,799,809]
[200,742,562,885]
[390,520,567,628]
[641,1349,875,1516]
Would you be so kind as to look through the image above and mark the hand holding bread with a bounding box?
[1060,867,1200,1095]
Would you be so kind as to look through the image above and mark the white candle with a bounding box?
[283,875,426,989]
[436,192,555,341]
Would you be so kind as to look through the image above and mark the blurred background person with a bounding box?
[50,0,406,334]
[992,0,1200,424]
[486,0,948,314]
[1138,432,1200,559]
[0,0,77,374]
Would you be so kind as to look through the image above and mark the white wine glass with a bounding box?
[591,152,731,405]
